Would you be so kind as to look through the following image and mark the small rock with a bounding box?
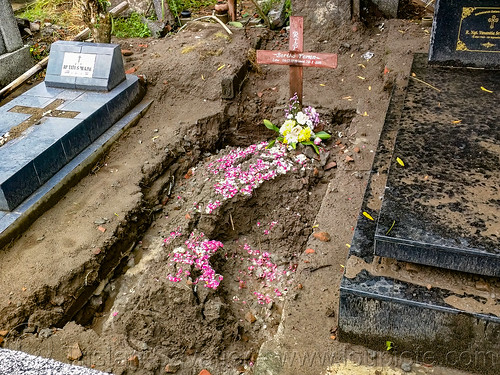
[125,67,137,74]
[38,328,53,339]
[67,343,83,361]
[353,146,361,153]
[165,361,181,373]
[324,161,337,170]
[345,155,354,162]
[97,226,106,233]
[0,330,8,337]
[128,355,139,367]
[303,146,317,160]
[245,312,256,323]
[305,248,315,254]
[122,49,133,56]
[367,349,377,359]
[401,362,412,372]
[319,151,330,167]
[30,22,40,33]
[199,370,212,375]
[23,326,36,334]
[313,232,331,242]
[94,218,107,225]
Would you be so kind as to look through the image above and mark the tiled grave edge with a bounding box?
[0,99,153,249]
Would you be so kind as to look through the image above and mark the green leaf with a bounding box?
[386,341,394,351]
[277,136,284,142]
[228,21,244,28]
[266,139,276,149]
[291,142,296,150]
[263,119,280,133]
[301,141,319,154]
[315,131,331,140]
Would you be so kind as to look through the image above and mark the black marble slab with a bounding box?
[338,76,500,374]
[374,53,500,277]
[429,0,500,68]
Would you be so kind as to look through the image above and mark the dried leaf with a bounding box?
[396,157,405,167]
[481,86,493,93]
[217,64,226,71]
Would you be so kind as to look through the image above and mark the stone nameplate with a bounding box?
[61,52,96,78]
[429,0,500,68]
[46,41,126,91]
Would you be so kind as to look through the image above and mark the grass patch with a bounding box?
[112,12,151,38]
[17,0,78,28]
[167,0,217,16]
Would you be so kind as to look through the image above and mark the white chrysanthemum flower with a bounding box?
[296,111,307,125]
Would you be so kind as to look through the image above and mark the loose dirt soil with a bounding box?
[0,7,476,375]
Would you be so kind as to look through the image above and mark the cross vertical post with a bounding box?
[289,16,304,105]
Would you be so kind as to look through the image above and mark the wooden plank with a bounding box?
[289,16,304,52]
[290,66,303,103]
[256,50,338,69]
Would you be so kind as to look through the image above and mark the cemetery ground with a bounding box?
[0,16,477,375]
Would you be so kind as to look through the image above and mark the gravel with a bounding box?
[0,348,110,375]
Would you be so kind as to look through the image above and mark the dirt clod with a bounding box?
[165,362,181,373]
[128,355,139,367]
[325,161,337,170]
[245,312,257,323]
[67,343,83,361]
[313,232,331,242]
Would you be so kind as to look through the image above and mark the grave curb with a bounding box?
[0,99,153,249]
[0,46,34,88]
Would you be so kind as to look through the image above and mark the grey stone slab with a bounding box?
[0,46,34,88]
[374,54,500,276]
[0,76,140,211]
[0,0,24,54]
[45,41,126,91]
[0,112,30,135]
[371,0,399,18]
[0,157,39,211]
[22,83,85,101]
[429,0,500,68]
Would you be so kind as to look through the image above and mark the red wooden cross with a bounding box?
[256,16,338,105]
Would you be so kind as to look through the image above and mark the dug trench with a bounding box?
[0,56,355,375]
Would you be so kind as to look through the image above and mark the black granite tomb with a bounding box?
[373,54,500,277]
[338,55,500,374]
[429,0,500,68]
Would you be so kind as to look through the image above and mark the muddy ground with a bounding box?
[0,8,476,375]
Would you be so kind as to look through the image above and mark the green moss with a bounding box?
[112,13,151,38]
